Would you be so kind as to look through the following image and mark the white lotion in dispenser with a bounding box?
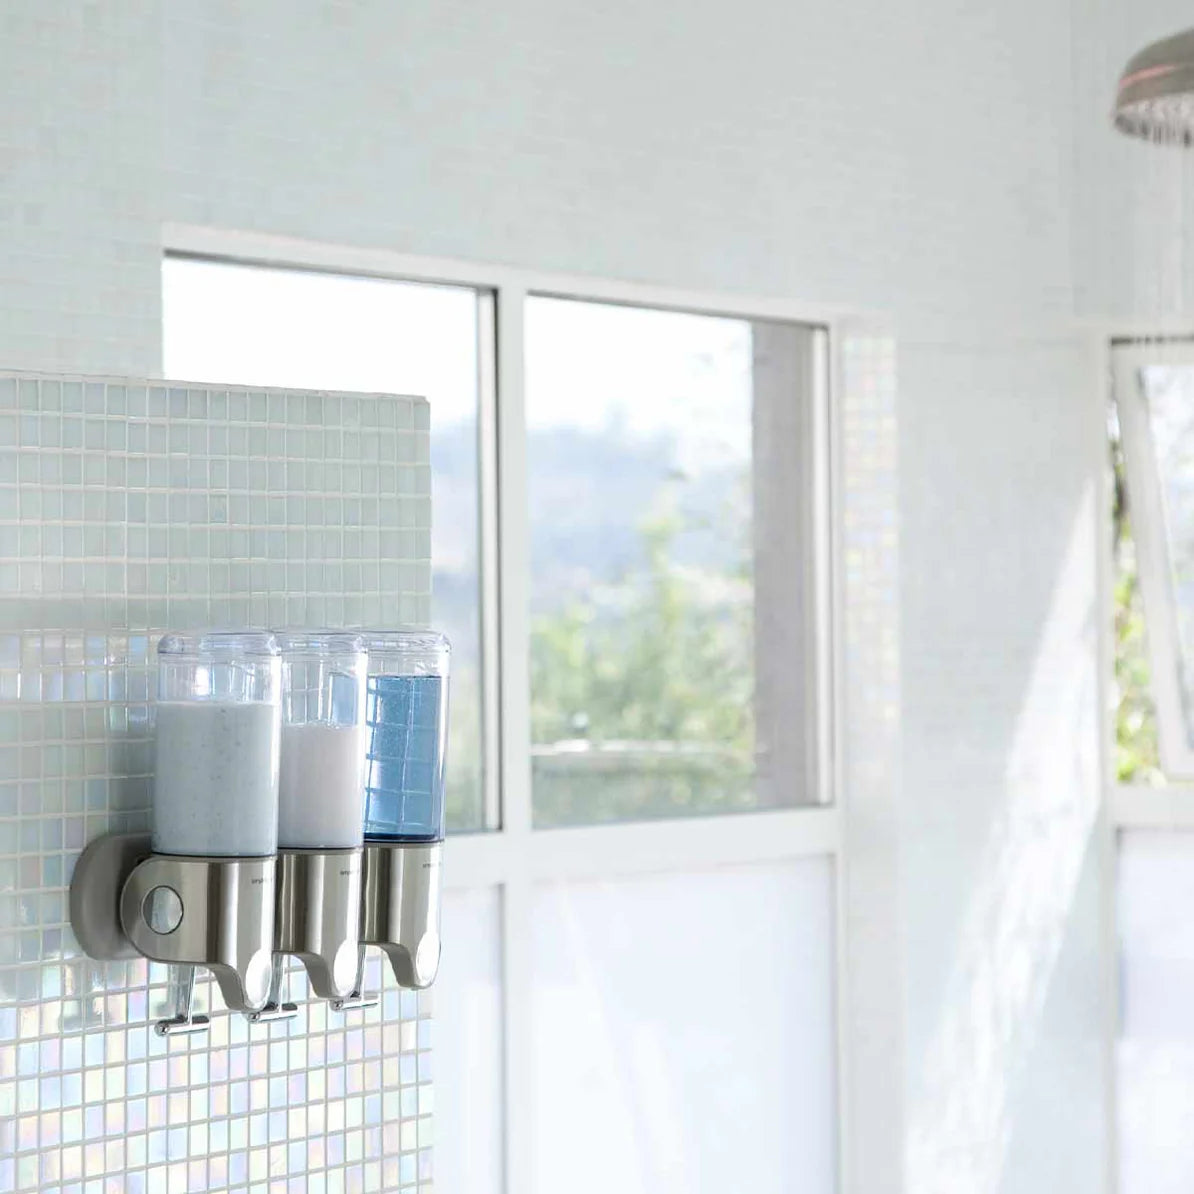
[154,631,282,857]
[278,631,367,850]
[136,631,282,1028]
[266,631,370,1010]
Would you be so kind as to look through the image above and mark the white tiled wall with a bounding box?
[0,374,433,1193]
[0,5,162,378]
[898,338,1102,1194]
[160,0,1075,327]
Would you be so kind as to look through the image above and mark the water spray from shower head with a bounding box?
[1115,28,1194,144]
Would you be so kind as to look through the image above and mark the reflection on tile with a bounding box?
[0,374,434,1189]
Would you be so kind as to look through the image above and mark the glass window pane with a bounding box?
[1118,830,1194,1192]
[1135,365,1194,744]
[1107,401,1164,784]
[525,297,821,825]
[162,257,487,830]
[434,887,504,1194]
[530,860,837,1194]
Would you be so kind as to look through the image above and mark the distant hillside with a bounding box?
[430,418,749,637]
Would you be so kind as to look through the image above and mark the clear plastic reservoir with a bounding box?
[359,630,450,843]
[153,630,282,858]
[277,630,368,850]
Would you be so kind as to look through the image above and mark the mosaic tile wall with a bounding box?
[837,325,903,1189]
[0,373,434,1193]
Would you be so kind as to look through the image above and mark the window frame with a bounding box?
[1112,339,1194,780]
[1103,333,1194,1194]
[161,224,870,1194]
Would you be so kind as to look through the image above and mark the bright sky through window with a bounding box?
[162,257,485,829]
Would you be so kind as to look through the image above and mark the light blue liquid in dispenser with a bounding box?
[360,631,450,842]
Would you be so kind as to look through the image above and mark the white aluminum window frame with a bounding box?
[1102,334,1194,1194]
[1111,340,1194,780]
[161,223,874,1194]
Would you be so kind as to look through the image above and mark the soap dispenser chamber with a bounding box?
[70,631,283,1027]
[356,630,450,990]
[271,631,369,1003]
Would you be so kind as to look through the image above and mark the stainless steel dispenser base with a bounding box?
[275,847,363,1000]
[361,841,443,989]
[69,832,277,1015]
[122,849,275,1014]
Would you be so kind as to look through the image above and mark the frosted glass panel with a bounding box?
[435,887,504,1194]
[1118,830,1194,1193]
[531,859,836,1194]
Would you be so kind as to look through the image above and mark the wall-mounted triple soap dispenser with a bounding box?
[69,627,449,1034]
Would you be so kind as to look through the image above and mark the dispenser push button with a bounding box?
[143,885,183,935]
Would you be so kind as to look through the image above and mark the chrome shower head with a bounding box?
[1116,28,1194,144]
